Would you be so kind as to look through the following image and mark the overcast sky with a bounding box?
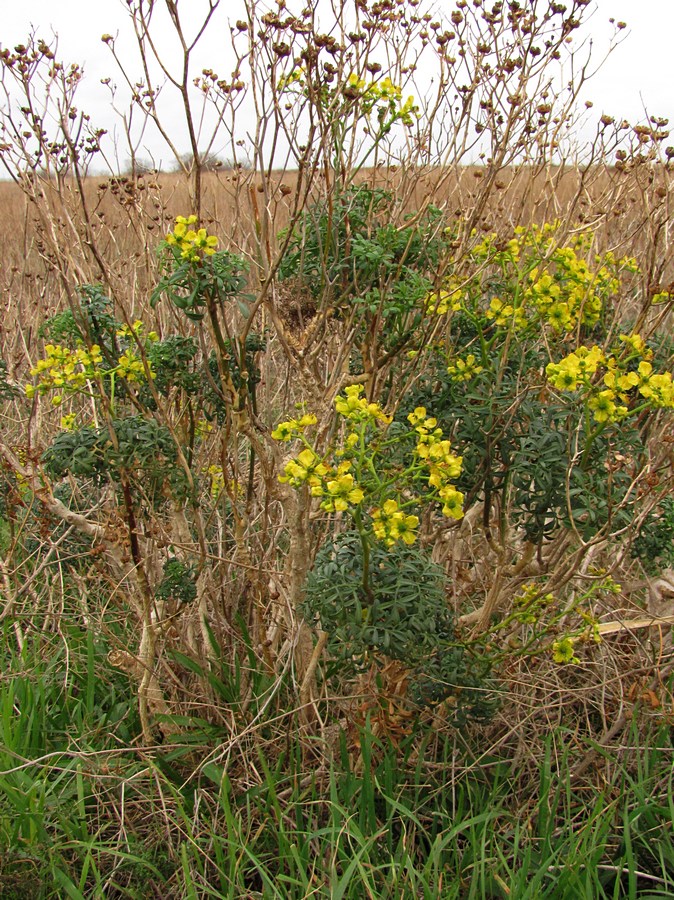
[1,0,671,170]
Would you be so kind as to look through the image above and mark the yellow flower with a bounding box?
[425,287,462,315]
[195,418,213,439]
[394,513,419,545]
[116,320,144,338]
[552,637,579,664]
[87,345,103,367]
[407,407,427,426]
[271,420,296,441]
[530,272,561,305]
[639,371,674,408]
[321,473,365,512]
[371,499,419,547]
[486,297,511,325]
[546,302,572,331]
[279,67,306,90]
[193,228,219,255]
[588,389,618,424]
[615,372,639,391]
[399,95,418,126]
[347,73,366,92]
[207,464,225,499]
[447,353,483,382]
[638,360,653,379]
[335,384,365,417]
[575,345,605,374]
[547,345,606,392]
[619,333,649,357]
[279,448,329,488]
[547,361,579,391]
[271,414,317,441]
[439,486,464,520]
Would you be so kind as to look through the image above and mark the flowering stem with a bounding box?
[354,508,374,604]
[109,371,116,415]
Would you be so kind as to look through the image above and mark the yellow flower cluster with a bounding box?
[547,334,674,423]
[206,464,243,500]
[618,333,648,356]
[334,385,391,425]
[587,389,628,424]
[512,583,555,625]
[397,96,418,127]
[117,320,141,338]
[408,407,464,519]
[277,448,365,514]
[279,68,417,125]
[470,229,530,263]
[195,418,214,440]
[272,394,466,544]
[26,343,103,401]
[207,464,225,500]
[372,499,419,547]
[271,414,317,441]
[26,338,155,404]
[278,66,306,91]
[319,467,365,513]
[117,319,159,343]
[546,345,605,392]
[278,448,329,489]
[524,246,613,332]
[607,252,640,275]
[116,348,151,383]
[468,223,633,334]
[628,362,674,408]
[347,73,402,100]
[166,215,218,263]
[345,74,418,125]
[424,281,463,316]
[485,297,527,330]
[446,353,483,382]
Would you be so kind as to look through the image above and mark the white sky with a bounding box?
[1,0,672,170]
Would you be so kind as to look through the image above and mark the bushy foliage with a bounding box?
[304,531,493,719]
[2,0,674,775]
[280,185,449,347]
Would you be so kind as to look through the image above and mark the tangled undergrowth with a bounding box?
[1,0,674,896]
